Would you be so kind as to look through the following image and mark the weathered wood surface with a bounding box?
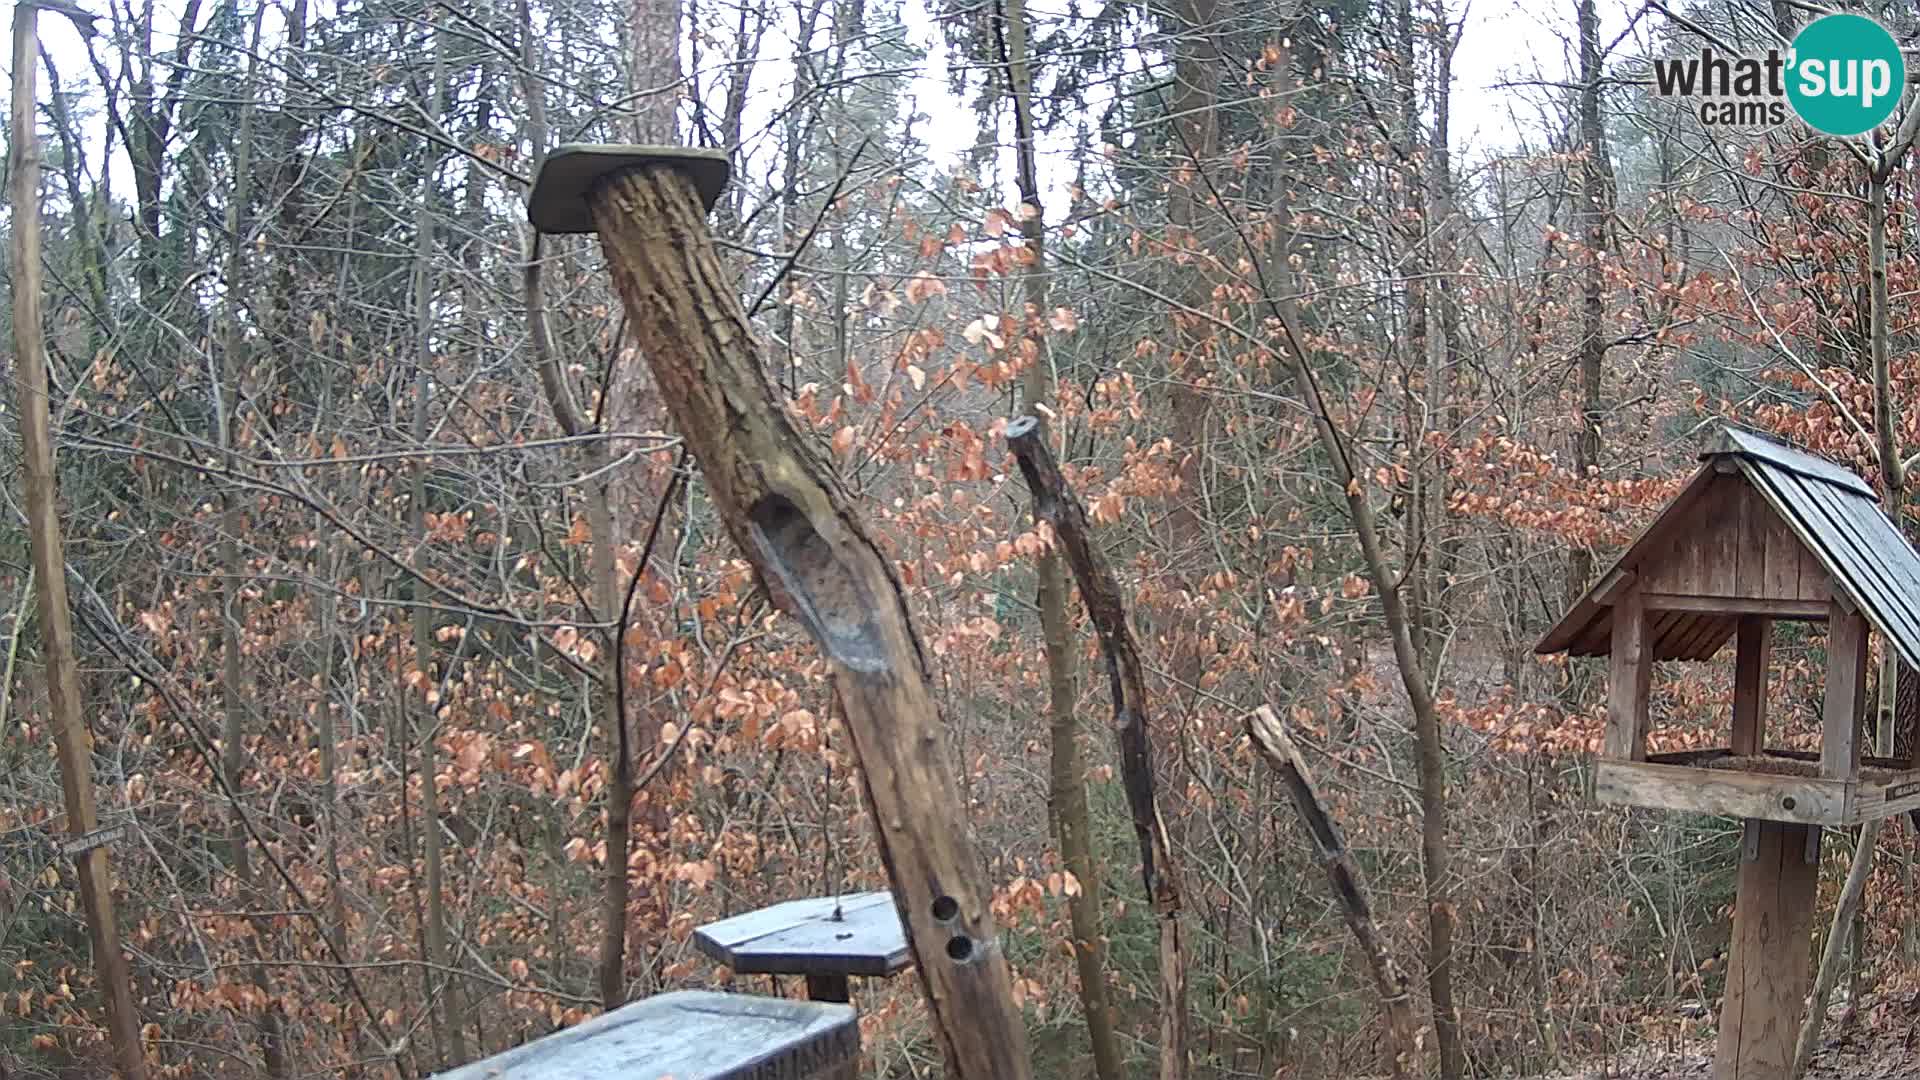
[1638,477,1829,604]
[1605,589,1651,761]
[1245,706,1421,1078]
[1713,821,1818,1080]
[1005,414,1188,1080]
[694,892,910,980]
[1732,618,1771,756]
[1822,601,1868,782]
[434,991,858,1080]
[575,161,1031,1079]
[1594,760,1846,826]
[1640,594,1827,619]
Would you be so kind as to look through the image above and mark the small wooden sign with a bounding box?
[1888,781,1920,803]
[61,822,128,858]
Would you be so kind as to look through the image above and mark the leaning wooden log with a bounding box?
[1246,705,1423,1077]
[1005,413,1189,1080]
[526,146,1032,1080]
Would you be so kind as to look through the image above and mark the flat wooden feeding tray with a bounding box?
[693,891,911,1003]
[432,989,858,1080]
[1596,748,1920,826]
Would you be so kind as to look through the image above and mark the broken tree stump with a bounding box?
[526,145,1032,1080]
[1246,705,1421,1077]
[1005,412,1188,1080]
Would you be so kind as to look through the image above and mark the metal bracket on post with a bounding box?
[525,144,730,234]
[1742,819,1761,863]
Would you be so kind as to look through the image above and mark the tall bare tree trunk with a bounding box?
[1569,0,1607,604]
[9,6,149,1075]
[998,2,1122,1075]
[217,19,288,1069]
[410,18,466,1067]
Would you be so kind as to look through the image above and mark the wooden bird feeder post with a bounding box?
[1538,427,1920,1080]
[526,146,1032,1080]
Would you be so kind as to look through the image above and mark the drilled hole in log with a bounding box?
[1782,795,1798,811]
[931,895,959,923]
[946,935,974,962]
[748,494,885,674]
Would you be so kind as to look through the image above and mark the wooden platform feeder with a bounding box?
[433,990,858,1080]
[693,890,912,1004]
[1537,426,1920,1080]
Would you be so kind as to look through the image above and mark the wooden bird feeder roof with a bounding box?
[1536,425,1920,669]
[693,891,911,981]
[432,990,858,1080]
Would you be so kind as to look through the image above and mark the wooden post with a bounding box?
[534,150,1032,1080]
[1005,414,1188,1080]
[805,974,851,1003]
[1822,600,1867,781]
[9,6,148,1078]
[1605,588,1652,761]
[1732,617,1771,756]
[1714,820,1819,1080]
[1245,706,1422,1077]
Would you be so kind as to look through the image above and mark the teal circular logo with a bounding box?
[1787,14,1905,137]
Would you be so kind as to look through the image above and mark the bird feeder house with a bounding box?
[1538,425,1920,1080]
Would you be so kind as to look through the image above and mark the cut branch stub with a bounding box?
[1246,706,1422,1078]
[529,148,1032,1080]
[1004,412,1190,1080]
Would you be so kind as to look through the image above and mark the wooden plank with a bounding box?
[1674,614,1736,661]
[1852,770,1920,824]
[1713,820,1819,1080]
[1761,502,1805,602]
[1593,760,1847,825]
[433,990,860,1080]
[1733,618,1771,755]
[1822,601,1867,781]
[1640,594,1828,619]
[1606,590,1652,761]
[1642,476,1725,596]
[1702,477,1741,597]
[1735,481,1767,597]
[693,892,911,979]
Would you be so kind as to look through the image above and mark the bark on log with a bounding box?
[1005,413,1189,1079]
[582,164,1032,1080]
[1246,705,1422,1077]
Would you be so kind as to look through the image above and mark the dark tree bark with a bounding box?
[1007,414,1189,1080]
